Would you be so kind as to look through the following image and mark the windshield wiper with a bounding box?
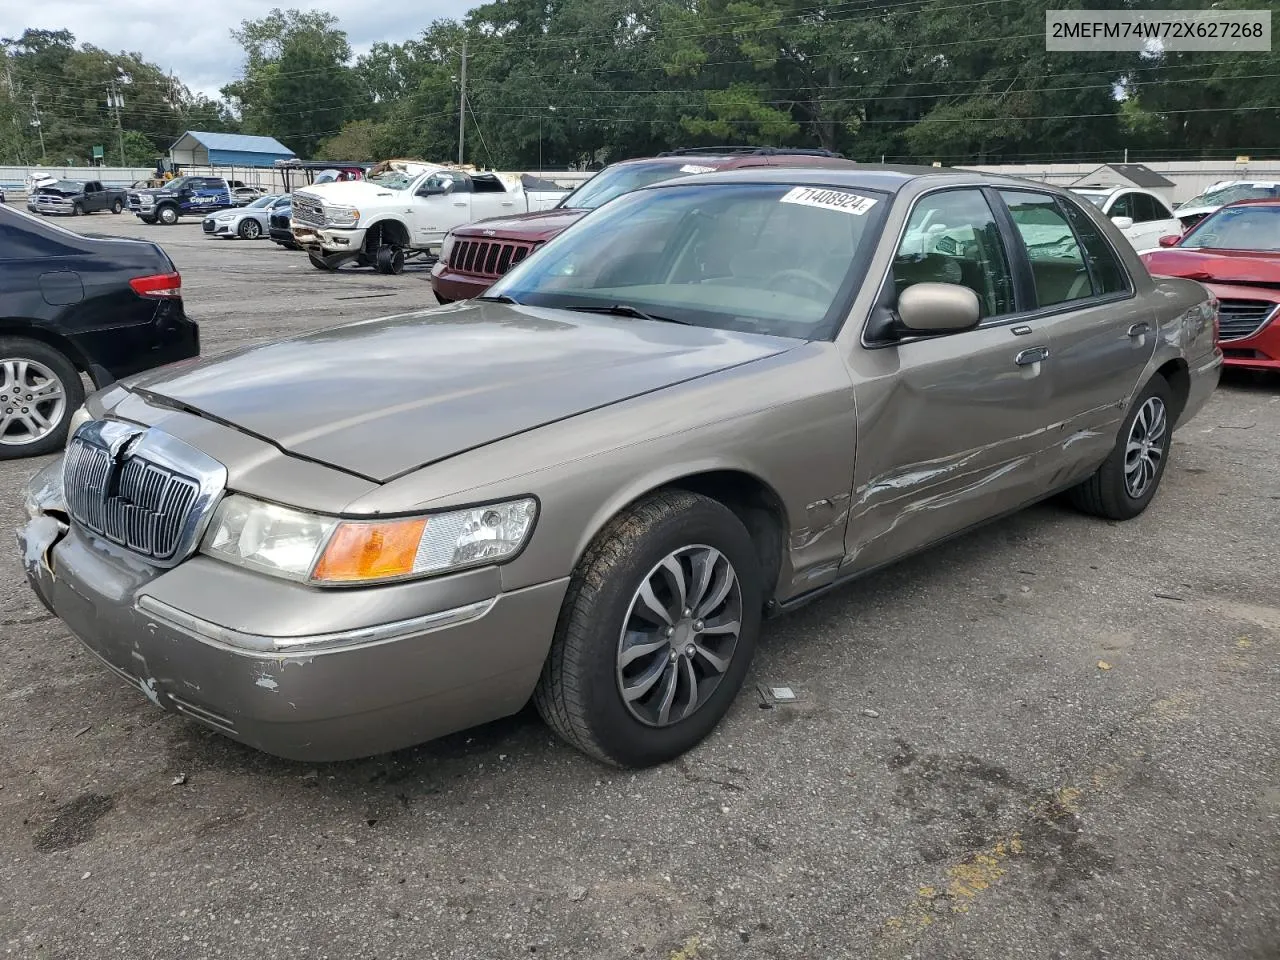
[566,303,690,325]
[475,294,521,305]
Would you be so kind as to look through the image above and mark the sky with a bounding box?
[0,0,476,99]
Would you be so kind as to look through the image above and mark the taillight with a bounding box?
[129,272,182,299]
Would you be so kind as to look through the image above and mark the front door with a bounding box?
[413,171,472,246]
[996,189,1157,479]
[845,187,1060,574]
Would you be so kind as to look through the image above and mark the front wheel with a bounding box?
[71,203,82,216]
[534,490,763,768]
[375,244,405,275]
[157,205,179,225]
[237,218,262,240]
[0,337,86,459]
[1068,375,1175,521]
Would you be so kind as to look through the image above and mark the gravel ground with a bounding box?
[1,212,1277,960]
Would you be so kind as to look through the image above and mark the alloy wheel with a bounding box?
[616,545,743,727]
[0,358,66,447]
[1124,396,1167,498]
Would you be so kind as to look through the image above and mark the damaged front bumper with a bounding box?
[17,459,567,762]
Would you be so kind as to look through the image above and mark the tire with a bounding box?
[157,205,179,225]
[0,336,86,459]
[71,202,82,216]
[308,252,337,271]
[111,199,123,214]
[534,490,763,768]
[375,245,406,275]
[237,218,262,240]
[1068,375,1175,521]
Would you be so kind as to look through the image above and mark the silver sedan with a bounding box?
[202,194,285,240]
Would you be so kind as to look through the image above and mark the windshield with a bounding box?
[42,181,80,193]
[558,161,719,210]
[1181,182,1280,209]
[490,182,888,340]
[1179,204,1280,251]
[162,177,192,191]
[367,171,415,190]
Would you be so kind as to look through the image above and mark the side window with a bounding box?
[1132,194,1159,223]
[1057,197,1130,295]
[999,190,1092,308]
[1109,193,1134,219]
[893,189,1014,319]
[1148,194,1174,221]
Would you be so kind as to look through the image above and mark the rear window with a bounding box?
[0,207,80,258]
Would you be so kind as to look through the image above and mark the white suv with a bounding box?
[1068,186,1182,251]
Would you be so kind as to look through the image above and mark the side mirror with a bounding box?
[1110,216,1135,230]
[1158,234,1182,248]
[897,282,981,334]
[418,182,450,197]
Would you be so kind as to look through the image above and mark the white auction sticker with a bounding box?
[679,164,716,174]
[780,186,878,216]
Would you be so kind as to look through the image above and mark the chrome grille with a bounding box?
[65,436,200,561]
[451,239,536,278]
[1217,298,1278,341]
[291,193,325,227]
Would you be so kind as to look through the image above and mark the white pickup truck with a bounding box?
[291,166,570,273]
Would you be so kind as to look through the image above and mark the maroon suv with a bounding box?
[430,147,855,302]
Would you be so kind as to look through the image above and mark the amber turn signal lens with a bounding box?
[312,518,428,582]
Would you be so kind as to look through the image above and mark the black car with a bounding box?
[268,196,299,248]
[0,205,199,457]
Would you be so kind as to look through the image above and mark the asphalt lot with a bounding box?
[1,209,1277,960]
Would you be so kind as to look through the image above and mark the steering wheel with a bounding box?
[767,267,839,300]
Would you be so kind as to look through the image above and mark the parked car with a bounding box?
[292,168,570,274]
[268,196,298,248]
[202,194,286,240]
[432,147,853,302]
[1068,185,1181,251]
[128,176,234,224]
[228,181,267,206]
[1141,198,1280,373]
[19,167,1220,766]
[28,180,127,217]
[0,204,198,457]
[1174,180,1280,231]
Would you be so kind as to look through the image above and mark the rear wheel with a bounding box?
[111,199,123,214]
[1068,375,1175,521]
[534,490,762,767]
[237,218,262,240]
[157,205,179,225]
[0,337,85,459]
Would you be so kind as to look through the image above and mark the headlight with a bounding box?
[325,205,360,226]
[201,494,537,585]
[66,405,91,448]
[439,231,456,264]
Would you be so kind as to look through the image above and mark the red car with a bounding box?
[1140,199,1280,373]
[430,147,856,303]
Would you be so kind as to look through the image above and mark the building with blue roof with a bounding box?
[168,131,296,168]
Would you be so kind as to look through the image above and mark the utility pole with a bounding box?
[107,81,126,167]
[457,40,467,165]
[30,91,46,164]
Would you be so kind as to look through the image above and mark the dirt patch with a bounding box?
[32,792,115,852]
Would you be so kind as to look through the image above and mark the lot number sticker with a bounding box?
[780,186,878,216]
[680,164,716,174]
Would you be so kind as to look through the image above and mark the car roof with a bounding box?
[637,164,1057,196]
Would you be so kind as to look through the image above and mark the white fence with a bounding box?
[955,159,1280,204]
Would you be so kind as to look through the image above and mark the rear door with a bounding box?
[994,188,1154,480]
[846,186,1061,573]
[1132,192,1181,249]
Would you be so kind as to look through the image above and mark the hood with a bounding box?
[453,208,589,242]
[1141,248,1280,285]
[34,185,78,197]
[124,301,793,483]
[298,178,428,205]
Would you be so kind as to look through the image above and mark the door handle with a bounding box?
[1011,325,1033,336]
[452,201,468,207]
[1127,322,1151,338]
[1015,346,1050,366]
